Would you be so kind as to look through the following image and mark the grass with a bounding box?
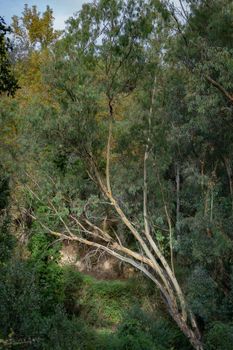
[76,273,160,327]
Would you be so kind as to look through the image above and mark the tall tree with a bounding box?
[28,1,204,349]
[12,4,60,55]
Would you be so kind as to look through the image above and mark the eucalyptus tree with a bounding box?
[149,0,233,334]
[28,1,205,349]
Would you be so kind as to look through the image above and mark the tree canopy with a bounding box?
[0,17,19,95]
[0,1,233,349]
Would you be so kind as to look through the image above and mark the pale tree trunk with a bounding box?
[176,162,181,239]
[223,157,233,213]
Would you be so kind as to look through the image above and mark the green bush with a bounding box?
[0,260,42,341]
[62,266,84,315]
[0,216,15,263]
[78,276,151,327]
[0,260,87,350]
[114,306,191,350]
[41,308,82,350]
[205,322,233,350]
[187,267,218,322]
[28,231,65,314]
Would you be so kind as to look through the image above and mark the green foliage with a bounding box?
[187,267,218,322]
[205,322,233,350]
[0,258,85,349]
[0,167,15,264]
[0,215,15,263]
[0,167,9,209]
[78,276,151,326]
[59,266,83,316]
[2,1,233,349]
[0,260,42,341]
[41,308,81,350]
[0,17,19,96]
[12,4,60,52]
[114,306,190,350]
[28,229,75,315]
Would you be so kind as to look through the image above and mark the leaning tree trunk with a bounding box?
[39,164,203,350]
[30,83,203,350]
[34,118,203,350]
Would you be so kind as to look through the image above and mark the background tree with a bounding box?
[0,17,19,96]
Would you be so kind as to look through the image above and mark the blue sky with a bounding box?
[0,0,87,29]
[0,0,181,30]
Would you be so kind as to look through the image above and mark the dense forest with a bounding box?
[1,1,233,349]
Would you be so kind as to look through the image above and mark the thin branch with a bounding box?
[70,215,109,242]
[164,204,175,274]
[106,114,113,194]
